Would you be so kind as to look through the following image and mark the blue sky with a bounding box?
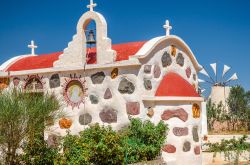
[0,0,250,92]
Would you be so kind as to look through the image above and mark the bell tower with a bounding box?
[54,0,116,67]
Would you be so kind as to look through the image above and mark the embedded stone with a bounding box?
[161,108,188,122]
[89,95,99,104]
[153,65,161,78]
[111,68,118,79]
[91,72,105,84]
[194,146,201,155]
[144,79,152,90]
[118,78,135,94]
[13,77,20,86]
[50,74,60,88]
[176,53,184,67]
[126,102,140,115]
[173,127,188,136]
[183,141,191,152]
[161,52,172,67]
[186,67,191,78]
[47,134,60,148]
[144,65,152,74]
[192,126,199,142]
[104,88,112,99]
[59,118,72,129]
[162,144,176,153]
[193,74,197,81]
[99,107,117,124]
[147,107,154,118]
[79,113,92,125]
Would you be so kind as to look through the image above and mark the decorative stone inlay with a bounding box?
[91,72,105,84]
[59,118,72,129]
[161,108,188,122]
[118,78,135,94]
[161,52,172,67]
[13,77,20,86]
[176,53,184,67]
[50,74,60,88]
[147,107,154,118]
[99,107,117,124]
[79,113,92,125]
[90,95,99,104]
[126,102,140,115]
[193,74,197,81]
[144,79,152,90]
[153,65,161,78]
[171,45,177,57]
[173,127,188,136]
[192,126,199,142]
[194,146,201,155]
[186,67,191,78]
[111,68,118,79]
[192,103,201,118]
[162,144,176,153]
[183,141,191,152]
[104,88,112,99]
[47,134,60,148]
[144,65,152,74]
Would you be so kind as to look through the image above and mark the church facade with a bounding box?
[0,2,204,164]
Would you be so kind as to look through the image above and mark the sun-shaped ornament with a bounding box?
[62,74,87,109]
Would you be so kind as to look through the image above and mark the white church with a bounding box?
[0,1,207,164]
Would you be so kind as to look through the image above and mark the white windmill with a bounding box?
[198,63,238,111]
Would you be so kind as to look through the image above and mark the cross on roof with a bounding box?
[163,20,172,36]
[28,40,38,55]
[87,0,97,12]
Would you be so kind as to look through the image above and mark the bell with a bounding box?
[86,30,96,44]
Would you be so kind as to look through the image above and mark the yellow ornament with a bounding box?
[192,103,200,118]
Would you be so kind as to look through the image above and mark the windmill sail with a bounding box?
[222,65,231,77]
[210,63,217,76]
[226,73,238,82]
[200,68,210,77]
[198,79,205,83]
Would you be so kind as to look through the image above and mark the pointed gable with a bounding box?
[155,72,200,97]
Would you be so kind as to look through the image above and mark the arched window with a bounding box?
[84,20,97,64]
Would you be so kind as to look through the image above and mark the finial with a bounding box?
[28,40,38,55]
[87,0,97,12]
[163,20,172,36]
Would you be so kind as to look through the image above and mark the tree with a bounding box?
[0,89,61,164]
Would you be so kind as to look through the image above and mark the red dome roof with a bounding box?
[6,41,146,71]
[155,72,200,97]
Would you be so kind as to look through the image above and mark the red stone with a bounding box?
[161,108,188,122]
[173,127,188,136]
[162,144,176,153]
[186,67,191,78]
[126,102,140,115]
[194,146,201,155]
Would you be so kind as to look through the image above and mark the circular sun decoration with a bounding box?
[62,75,87,109]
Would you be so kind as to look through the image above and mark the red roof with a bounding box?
[6,41,146,71]
[155,72,200,97]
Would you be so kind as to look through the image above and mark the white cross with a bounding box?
[87,0,97,12]
[163,20,172,36]
[28,40,38,55]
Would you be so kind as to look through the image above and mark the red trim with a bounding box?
[155,72,200,97]
[6,41,146,71]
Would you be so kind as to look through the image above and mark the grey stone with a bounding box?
[144,65,152,74]
[173,127,188,136]
[193,74,197,81]
[183,141,191,152]
[104,88,112,99]
[186,67,191,78]
[49,74,60,88]
[153,65,161,78]
[161,52,172,67]
[79,113,92,125]
[91,72,105,84]
[90,95,99,104]
[144,79,152,90]
[176,53,184,67]
[99,107,117,124]
[118,78,135,94]
[47,134,60,148]
[192,126,199,142]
